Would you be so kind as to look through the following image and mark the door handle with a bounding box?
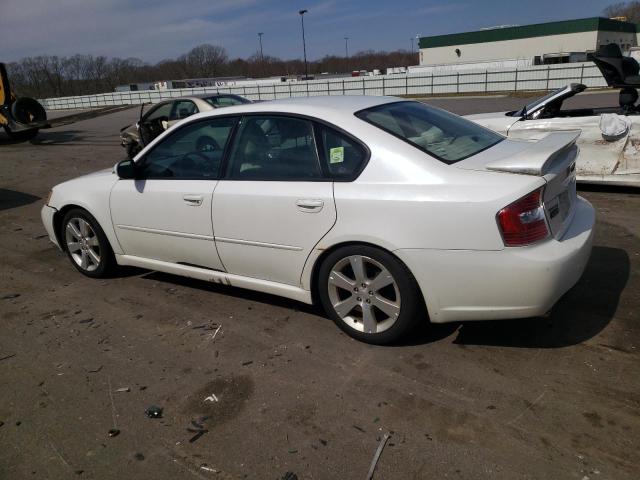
[296,199,324,212]
[183,194,204,206]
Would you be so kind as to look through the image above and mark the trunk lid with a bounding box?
[456,131,580,239]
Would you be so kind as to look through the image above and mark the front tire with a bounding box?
[318,245,424,345]
[61,209,115,278]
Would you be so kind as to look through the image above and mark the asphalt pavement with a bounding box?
[0,94,638,479]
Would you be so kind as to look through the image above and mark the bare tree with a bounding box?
[603,1,640,22]
[181,44,228,78]
[6,44,420,98]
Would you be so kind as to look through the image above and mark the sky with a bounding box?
[0,0,625,63]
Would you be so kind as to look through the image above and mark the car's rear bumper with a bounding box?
[396,196,595,323]
[41,204,61,250]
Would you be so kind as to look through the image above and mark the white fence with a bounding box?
[39,62,608,110]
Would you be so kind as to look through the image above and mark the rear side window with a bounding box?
[356,101,503,164]
[226,116,322,181]
[317,125,367,180]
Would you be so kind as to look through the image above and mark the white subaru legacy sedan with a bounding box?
[41,96,595,344]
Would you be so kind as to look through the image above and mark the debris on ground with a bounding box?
[241,360,253,366]
[200,465,218,473]
[78,318,94,324]
[204,393,218,403]
[209,325,222,342]
[115,387,130,393]
[145,406,163,418]
[0,354,17,362]
[281,473,299,480]
[134,453,145,461]
[365,432,390,480]
[86,365,103,373]
[107,377,120,437]
[1,293,20,300]
[187,419,208,443]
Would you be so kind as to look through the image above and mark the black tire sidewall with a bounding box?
[317,245,423,345]
[61,208,114,278]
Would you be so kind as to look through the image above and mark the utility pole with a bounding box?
[299,9,309,80]
[344,36,350,72]
[258,32,264,76]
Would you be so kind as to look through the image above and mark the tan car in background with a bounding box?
[120,94,250,157]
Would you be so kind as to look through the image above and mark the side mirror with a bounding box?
[116,159,137,179]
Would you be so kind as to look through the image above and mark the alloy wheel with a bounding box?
[65,217,101,272]
[327,255,401,334]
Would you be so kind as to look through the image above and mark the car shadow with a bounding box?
[141,271,323,317]
[453,246,629,348]
[130,245,627,348]
[578,184,639,195]
[0,189,40,211]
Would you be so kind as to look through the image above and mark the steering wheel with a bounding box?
[196,135,221,152]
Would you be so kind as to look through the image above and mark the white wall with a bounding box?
[420,31,599,66]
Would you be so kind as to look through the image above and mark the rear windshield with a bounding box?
[204,95,251,107]
[355,101,503,163]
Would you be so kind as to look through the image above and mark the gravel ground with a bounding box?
[1,95,638,480]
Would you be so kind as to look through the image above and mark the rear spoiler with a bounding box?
[486,131,581,176]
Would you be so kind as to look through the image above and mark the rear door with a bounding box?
[212,115,336,286]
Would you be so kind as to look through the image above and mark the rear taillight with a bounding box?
[497,188,549,246]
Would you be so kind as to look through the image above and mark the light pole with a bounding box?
[299,9,309,80]
[344,36,349,71]
[258,32,264,76]
[410,37,414,53]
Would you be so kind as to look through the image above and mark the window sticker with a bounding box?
[329,146,344,164]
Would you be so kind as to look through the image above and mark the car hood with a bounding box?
[465,111,521,134]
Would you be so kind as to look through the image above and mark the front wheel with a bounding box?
[317,245,424,345]
[61,209,115,278]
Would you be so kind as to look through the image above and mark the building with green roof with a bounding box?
[418,17,640,68]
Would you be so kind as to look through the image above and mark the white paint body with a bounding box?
[42,96,595,324]
[466,111,640,187]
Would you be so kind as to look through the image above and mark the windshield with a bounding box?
[356,101,503,163]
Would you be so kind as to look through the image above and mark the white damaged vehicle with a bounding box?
[467,44,640,187]
[41,96,594,344]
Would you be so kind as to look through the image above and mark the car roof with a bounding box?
[183,95,402,124]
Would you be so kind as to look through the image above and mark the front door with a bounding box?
[139,101,173,146]
[212,115,337,286]
[111,116,238,270]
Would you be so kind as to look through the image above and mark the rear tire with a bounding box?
[317,245,424,345]
[61,208,115,278]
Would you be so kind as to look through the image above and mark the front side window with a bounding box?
[171,100,198,120]
[144,102,172,122]
[226,116,322,180]
[356,101,503,164]
[138,117,238,179]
